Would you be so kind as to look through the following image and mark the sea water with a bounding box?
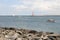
[0,15,60,33]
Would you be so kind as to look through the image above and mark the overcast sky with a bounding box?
[0,0,60,15]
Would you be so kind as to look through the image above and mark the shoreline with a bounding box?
[0,27,60,40]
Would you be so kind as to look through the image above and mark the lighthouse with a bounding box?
[32,11,34,16]
[32,9,34,16]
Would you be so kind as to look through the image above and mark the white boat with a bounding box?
[12,14,15,16]
[47,19,56,23]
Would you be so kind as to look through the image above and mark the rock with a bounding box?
[27,34,34,37]
[0,37,4,40]
[0,27,59,40]
[28,30,37,34]
[31,38,39,40]
[16,38,22,40]
[16,31,22,35]
[22,38,29,40]
[46,32,54,34]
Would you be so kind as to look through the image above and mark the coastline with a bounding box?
[0,27,60,40]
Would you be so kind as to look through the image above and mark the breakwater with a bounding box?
[0,27,60,40]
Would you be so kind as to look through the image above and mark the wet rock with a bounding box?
[28,30,37,34]
[46,32,54,35]
[31,38,39,40]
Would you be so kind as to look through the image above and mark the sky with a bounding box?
[0,0,60,15]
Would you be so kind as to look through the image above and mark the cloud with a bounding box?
[11,5,28,10]
[17,0,59,10]
[10,0,60,15]
[0,0,60,15]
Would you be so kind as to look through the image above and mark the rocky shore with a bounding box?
[0,27,60,40]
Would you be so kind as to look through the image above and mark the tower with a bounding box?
[32,9,34,16]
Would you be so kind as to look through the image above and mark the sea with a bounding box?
[0,15,60,33]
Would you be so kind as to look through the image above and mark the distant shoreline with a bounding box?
[0,15,60,16]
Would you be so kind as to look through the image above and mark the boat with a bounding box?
[12,14,15,16]
[47,19,56,23]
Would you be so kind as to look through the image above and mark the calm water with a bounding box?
[0,16,60,33]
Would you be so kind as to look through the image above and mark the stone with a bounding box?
[0,27,59,40]
[16,38,22,40]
